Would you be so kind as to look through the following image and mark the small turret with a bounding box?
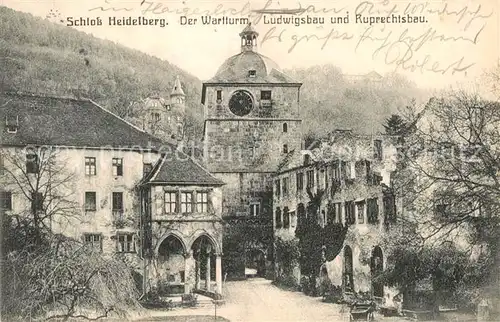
[239,23,259,52]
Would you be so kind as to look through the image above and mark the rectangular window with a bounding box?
[117,234,135,253]
[340,161,348,180]
[112,192,123,221]
[216,90,222,101]
[282,177,289,196]
[367,198,379,224]
[85,157,96,176]
[0,191,12,210]
[26,153,39,174]
[196,191,209,213]
[85,192,97,211]
[324,169,328,188]
[143,163,153,178]
[180,192,192,213]
[31,192,43,212]
[249,202,260,217]
[283,144,288,154]
[112,158,123,176]
[345,201,355,225]
[356,201,365,224]
[383,194,396,224]
[84,234,102,252]
[275,180,281,198]
[355,160,365,179]
[164,192,177,213]
[306,169,315,188]
[296,172,304,192]
[261,90,272,100]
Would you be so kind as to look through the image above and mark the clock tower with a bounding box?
[202,23,303,278]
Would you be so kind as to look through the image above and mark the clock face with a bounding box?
[229,90,253,116]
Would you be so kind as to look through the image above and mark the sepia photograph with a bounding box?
[0,0,499,321]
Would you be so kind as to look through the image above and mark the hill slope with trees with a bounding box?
[0,7,429,143]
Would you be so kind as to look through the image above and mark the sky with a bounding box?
[2,0,499,92]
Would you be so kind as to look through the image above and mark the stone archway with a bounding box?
[192,234,222,295]
[245,248,266,277]
[371,246,384,298]
[156,234,187,295]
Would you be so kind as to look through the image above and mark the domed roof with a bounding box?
[205,24,300,84]
[207,51,299,84]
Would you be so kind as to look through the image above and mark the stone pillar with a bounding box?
[216,253,222,295]
[341,201,346,224]
[195,256,201,290]
[183,250,192,294]
[205,254,211,291]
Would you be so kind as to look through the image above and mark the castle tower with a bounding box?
[169,75,186,141]
[201,23,303,278]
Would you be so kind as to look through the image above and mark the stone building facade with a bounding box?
[273,130,400,305]
[0,91,223,297]
[201,24,303,278]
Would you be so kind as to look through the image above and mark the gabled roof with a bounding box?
[0,92,164,150]
[144,153,225,186]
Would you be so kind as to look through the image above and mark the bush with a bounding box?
[1,236,142,321]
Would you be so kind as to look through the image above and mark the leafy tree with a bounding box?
[383,114,409,136]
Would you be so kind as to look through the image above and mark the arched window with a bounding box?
[283,144,288,154]
[344,245,354,292]
[283,123,288,133]
[275,207,282,229]
[371,246,384,297]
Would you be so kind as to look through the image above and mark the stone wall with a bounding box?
[203,85,301,119]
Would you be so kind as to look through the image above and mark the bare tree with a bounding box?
[1,146,142,320]
[388,92,500,305]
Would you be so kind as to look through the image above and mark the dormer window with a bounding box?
[248,70,256,77]
[5,116,18,133]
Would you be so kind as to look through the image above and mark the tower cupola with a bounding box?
[239,23,259,52]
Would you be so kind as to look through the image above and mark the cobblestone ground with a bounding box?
[150,278,350,322]
[144,278,479,321]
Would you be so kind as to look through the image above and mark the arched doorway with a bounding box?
[344,245,354,292]
[371,246,384,298]
[157,235,186,295]
[192,235,221,294]
[245,248,266,277]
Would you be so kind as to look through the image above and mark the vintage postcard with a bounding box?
[0,0,499,321]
